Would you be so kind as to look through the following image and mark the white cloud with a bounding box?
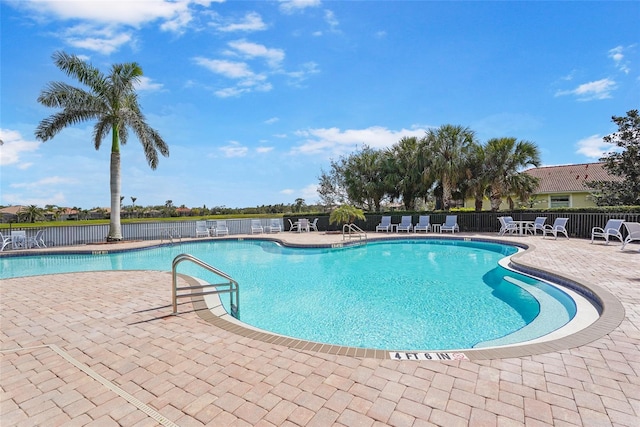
[575,134,607,159]
[134,76,164,92]
[194,57,255,79]
[60,24,133,55]
[2,191,67,207]
[11,176,77,189]
[21,0,216,27]
[220,141,249,157]
[0,129,41,166]
[264,117,279,125]
[256,146,274,153]
[215,12,267,32]
[576,134,620,159]
[324,10,338,29]
[16,0,220,53]
[279,0,321,14]
[228,39,285,68]
[555,78,617,101]
[291,126,427,158]
[608,45,631,74]
[280,188,295,195]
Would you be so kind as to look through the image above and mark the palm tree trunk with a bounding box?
[107,151,123,241]
[442,175,452,210]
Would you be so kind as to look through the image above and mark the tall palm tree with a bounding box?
[462,142,489,212]
[424,124,477,210]
[384,136,432,210]
[35,51,169,241]
[484,137,541,211]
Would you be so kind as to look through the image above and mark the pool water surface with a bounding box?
[0,239,578,350]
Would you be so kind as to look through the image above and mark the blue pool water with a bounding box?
[0,239,577,350]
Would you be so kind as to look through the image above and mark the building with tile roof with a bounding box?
[463,162,622,210]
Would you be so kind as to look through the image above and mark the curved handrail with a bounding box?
[342,223,367,242]
[172,253,239,317]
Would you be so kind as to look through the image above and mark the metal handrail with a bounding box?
[342,223,367,241]
[171,253,239,317]
[161,228,182,245]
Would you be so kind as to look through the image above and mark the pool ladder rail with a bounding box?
[171,253,239,318]
[161,228,182,245]
[342,223,367,242]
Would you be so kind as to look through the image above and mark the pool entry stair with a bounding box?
[342,223,367,242]
[171,253,239,318]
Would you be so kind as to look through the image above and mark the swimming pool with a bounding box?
[0,238,583,351]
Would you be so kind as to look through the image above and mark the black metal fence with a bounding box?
[2,212,638,248]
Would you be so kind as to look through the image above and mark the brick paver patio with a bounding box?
[1,232,638,426]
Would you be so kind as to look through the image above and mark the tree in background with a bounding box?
[35,51,169,241]
[424,124,477,210]
[18,205,45,223]
[384,136,433,210]
[587,109,640,206]
[483,137,541,211]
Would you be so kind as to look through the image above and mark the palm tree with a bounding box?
[462,142,489,211]
[35,51,169,241]
[19,205,45,223]
[384,136,432,210]
[424,124,477,210]
[329,204,366,227]
[483,137,541,211]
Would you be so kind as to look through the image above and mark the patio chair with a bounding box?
[441,215,459,233]
[414,215,431,233]
[526,217,547,235]
[397,216,413,232]
[376,216,391,232]
[250,219,264,234]
[195,221,210,238]
[297,218,310,233]
[10,230,27,249]
[591,219,624,245]
[0,232,11,251]
[288,218,299,232]
[215,220,229,236]
[620,222,640,251]
[542,218,569,239]
[267,219,281,233]
[27,230,46,248]
[309,218,319,232]
[498,216,518,236]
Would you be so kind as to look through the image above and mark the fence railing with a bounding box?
[2,213,639,248]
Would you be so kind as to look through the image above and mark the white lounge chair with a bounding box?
[441,215,459,233]
[376,216,391,232]
[267,219,281,233]
[195,221,210,238]
[414,215,431,233]
[526,217,547,235]
[542,218,569,239]
[397,216,413,232]
[498,216,518,236]
[591,219,624,245]
[309,218,319,232]
[288,219,299,232]
[620,222,640,251]
[215,220,229,236]
[27,230,47,248]
[0,232,12,251]
[250,219,264,234]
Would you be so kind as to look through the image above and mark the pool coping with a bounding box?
[1,234,625,360]
[176,235,624,360]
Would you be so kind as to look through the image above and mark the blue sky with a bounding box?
[1,0,638,210]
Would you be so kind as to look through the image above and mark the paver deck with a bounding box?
[1,232,639,426]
